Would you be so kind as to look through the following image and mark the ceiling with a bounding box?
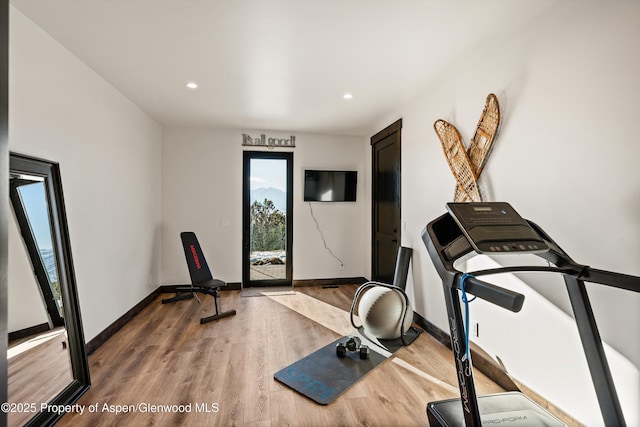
[11,0,555,136]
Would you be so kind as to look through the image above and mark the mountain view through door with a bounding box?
[243,151,293,287]
[250,158,286,281]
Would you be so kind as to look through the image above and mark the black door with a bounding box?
[242,151,293,287]
[371,120,402,283]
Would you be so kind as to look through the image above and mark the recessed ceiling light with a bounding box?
[186,82,198,89]
[343,93,353,100]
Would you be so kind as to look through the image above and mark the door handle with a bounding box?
[391,238,398,243]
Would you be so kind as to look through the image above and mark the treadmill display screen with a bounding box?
[446,202,549,254]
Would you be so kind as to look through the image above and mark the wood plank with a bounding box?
[243,309,270,424]
[269,390,299,427]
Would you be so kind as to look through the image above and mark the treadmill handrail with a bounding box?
[467,265,640,294]
[578,267,640,293]
[454,274,524,313]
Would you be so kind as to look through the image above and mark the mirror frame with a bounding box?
[9,153,90,426]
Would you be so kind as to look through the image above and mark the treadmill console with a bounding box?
[446,202,548,254]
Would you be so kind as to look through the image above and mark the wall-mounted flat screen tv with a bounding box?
[304,170,357,202]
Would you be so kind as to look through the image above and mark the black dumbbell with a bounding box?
[345,336,361,352]
[359,345,369,360]
[336,342,347,358]
[336,337,369,359]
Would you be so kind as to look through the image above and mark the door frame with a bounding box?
[242,151,293,287]
[1,0,8,415]
[371,119,402,282]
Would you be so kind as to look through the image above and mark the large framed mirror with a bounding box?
[7,153,90,426]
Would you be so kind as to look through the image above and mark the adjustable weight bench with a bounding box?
[162,231,236,324]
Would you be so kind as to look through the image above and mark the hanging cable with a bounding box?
[308,202,344,268]
[460,273,477,362]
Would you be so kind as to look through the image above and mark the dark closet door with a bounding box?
[371,119,401,283]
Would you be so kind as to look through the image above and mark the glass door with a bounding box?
[242,151,293,287]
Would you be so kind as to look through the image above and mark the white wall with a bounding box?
[160,127,369,286]
[380,2,640,425]
[9,7,162,342]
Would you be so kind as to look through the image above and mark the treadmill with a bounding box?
[421,202,640,427]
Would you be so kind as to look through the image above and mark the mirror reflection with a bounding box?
[7,154,90,427]
[8,174,74,426]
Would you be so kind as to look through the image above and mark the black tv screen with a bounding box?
[304,170,357,202]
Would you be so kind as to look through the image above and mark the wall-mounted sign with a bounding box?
[242,133,296,148]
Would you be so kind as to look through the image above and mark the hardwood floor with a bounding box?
[56,285,505,426]
[8,328,72,427]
